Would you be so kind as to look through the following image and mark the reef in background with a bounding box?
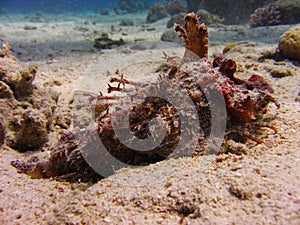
[199,0,266,24]
[113,0,148,15]
[249,0,300,27]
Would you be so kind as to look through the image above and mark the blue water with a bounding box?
[0,0,158,15]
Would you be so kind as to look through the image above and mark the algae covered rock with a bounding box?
[0,43,57,151]
[119,18,134,26]
[3,65,37,101]
[165,0,187,16]
[6,109,49,151]
[0,43,37,100]
[93,33,126,50]
[146,3,169,23]
[166,13,185,28]
[0,80,13,98]
[196,9,224,25]
[279,26,300,62]
[161,29,183,45]
[275,0,300,25]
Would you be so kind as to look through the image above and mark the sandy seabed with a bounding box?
[0,12,300,224]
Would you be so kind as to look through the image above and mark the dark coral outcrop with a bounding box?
[113,0,147,15]
[199,0,266,24]
[249,0,300,27]
[146,3,169,23]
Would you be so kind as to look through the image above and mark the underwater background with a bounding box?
[0,0,159,14]
[1,0,299,26]
[0,1,300,224]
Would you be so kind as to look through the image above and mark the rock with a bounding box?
[167,10,224,28]
[53,106,72,129]
[0,44,37,101]
[279,26,300,62]
[6,109,49,151]
[248,3,281,27]
[119,18,134,26]
[186,0,201,12]
[3,65,37,101]
[31,88,58,130]
[0,115,5,146]
[223,140,248,155]
[0,43,57,151]
[146,3,169,23]
[2,84,57,151]
[147,1,186,24]
[166,13,186,28]
[23,25,38,30]
[0,81,13,99]
[29,11,43,22]
[275,0,300,24]
[249,0,300,27]
[161,29,183,45]
[199,0,266,24]
[95,8,109,16]
[113,0,147,15]
[196,9,224,25]
[93,33,126,50]
[269,66,293,78]
[164,0,187,16]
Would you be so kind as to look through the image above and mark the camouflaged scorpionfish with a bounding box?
[11,13,278,182]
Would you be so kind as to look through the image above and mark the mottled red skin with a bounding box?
[175,14,276,124]
[11,13,278,182]
[212,56,277,123]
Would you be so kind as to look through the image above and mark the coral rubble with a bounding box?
[93,33,126,50]
[12,13,278,182]
[113,0,147,15]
